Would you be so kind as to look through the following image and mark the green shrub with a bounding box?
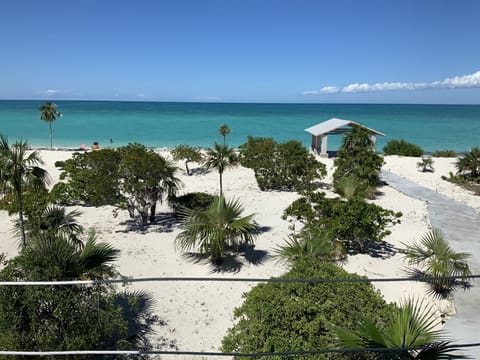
[432,149,457,157]
[383,139,423,156]
[170,192,215,215]
[239,137,326,192]
[333,125,384,196]
[222,259,396,359]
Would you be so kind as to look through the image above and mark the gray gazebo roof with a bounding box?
[305,118,385,137]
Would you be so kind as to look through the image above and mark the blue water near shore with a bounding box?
[1,100,479,152]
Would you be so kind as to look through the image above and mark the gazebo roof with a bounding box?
[305,118,385,137]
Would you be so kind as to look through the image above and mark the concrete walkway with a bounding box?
[381,171,480,357]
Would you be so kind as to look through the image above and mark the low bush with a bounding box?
[170,192,215,215]
[432,149,457,157]
[383,139,424,156]
[222,259,396,358]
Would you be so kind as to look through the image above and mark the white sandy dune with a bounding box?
[0,150,478,353]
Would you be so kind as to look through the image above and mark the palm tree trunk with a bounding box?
[16,189,26,248]
[219,171,223,196]
[49,122,53,150]
[185,160,190,176]
[150,202,157,223]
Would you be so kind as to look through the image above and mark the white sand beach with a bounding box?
[1,150,479,352]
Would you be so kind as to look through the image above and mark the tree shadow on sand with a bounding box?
[347,240,398,259]
[116,212,178,234]
[112,290,170,352]
[189,167,211,176]
[181,244,270,274]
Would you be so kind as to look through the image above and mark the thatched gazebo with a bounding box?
[305,118,384,157]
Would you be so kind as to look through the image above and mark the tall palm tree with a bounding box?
[0,135,50,248]
[176,196,259,264]
[218,124,230,146]
[336,298,463,359]
[203,142,238,196]
[403,228,472,297]
[39,101,62,150]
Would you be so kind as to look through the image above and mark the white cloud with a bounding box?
[136,93,145,98]
[37,89,59,96]
[302,86,339,95]
[303,70,480,95]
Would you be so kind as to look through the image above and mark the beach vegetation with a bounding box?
[52,144,182,225]
[176,195,259,264]
[170,192,215,216]
[456,147,480,178]
[0,135,50,248]
[274,227,346,263]
[171,144,203,175]
[51,148,122,206]
[383,139,424,156]
[219,123,231,146]
[333,125,383,196]
[0,232,155,354]
[432,149,457,157]
[119,143,181,225]
[283,192,402,254]
[222,258,396,358]
[20,205,84,250]
[239,136,326,192]
[336,298,462,359]
[403,228,472,298]
[417,156,435,172]
[203,142,238,196]
[39,101,62,150]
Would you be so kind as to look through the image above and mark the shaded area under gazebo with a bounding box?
[305,118,385,157]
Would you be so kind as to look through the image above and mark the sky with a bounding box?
[1,0,480,104]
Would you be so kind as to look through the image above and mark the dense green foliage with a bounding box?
[283,192,401,253]
[432,149,457,157]
[176,196,259,264]
[337,298,462,359]
[239,136,326,192]
[52,149,122,206]
[383,139,424,156]
[0,135,50,247]
[118,143,181,224]
[0,233,153,356]
[333,126,383,196]
[222,259,396,359]
[170,192,215,215]
[171,144,203,175]
[52,144,181,225]
[403,228,472,297]
[39,101,62,149]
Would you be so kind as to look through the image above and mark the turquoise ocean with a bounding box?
[0,100,479,153]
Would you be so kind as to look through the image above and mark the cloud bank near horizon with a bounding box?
[303,70,480,95]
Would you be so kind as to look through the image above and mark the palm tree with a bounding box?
[417,157,435,172]
[456,147,480,177]
[403,228,472,297]
[204,143,238,196]
[23,205,84,250]
[274,227,346,263]
[25,230,119,280]
[336,298,463,359]
[0,135,50,248]
[176,196,259,264]
[219,124,231,146]
[39,101,62,150]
